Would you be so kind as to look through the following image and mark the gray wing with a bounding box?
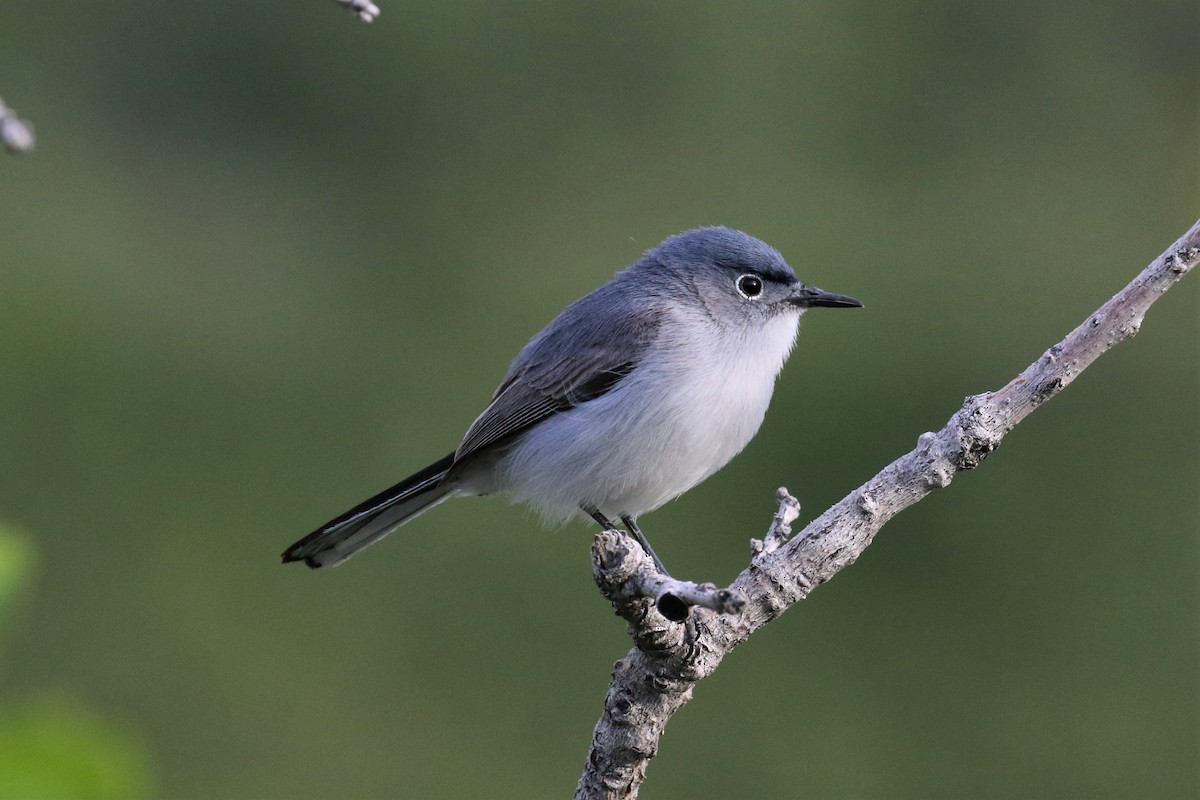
[453,294,664,466]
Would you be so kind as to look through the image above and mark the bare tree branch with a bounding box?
[0,97,35,154]
[576,218,1200,800]
[592,530,746,625]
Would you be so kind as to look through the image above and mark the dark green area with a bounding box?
[1,1,1196,797]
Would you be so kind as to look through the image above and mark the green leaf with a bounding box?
[0,696,155,800]
[0,521,35,644]
[0,521,34,614]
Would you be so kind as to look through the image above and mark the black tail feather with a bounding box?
[282,452,456,568]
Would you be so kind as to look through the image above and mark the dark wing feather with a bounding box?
[453,296,662,466]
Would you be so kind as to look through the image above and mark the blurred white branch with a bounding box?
[0,97,35,154]
[577,218,1200,799]
[333,0,380,23]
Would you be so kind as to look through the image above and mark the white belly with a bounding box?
[493,310,801,521]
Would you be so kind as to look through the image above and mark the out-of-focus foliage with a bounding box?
[0,523,34,640]
[0,524,154,799]
[0,697,154,800]
[0,1,1195,798]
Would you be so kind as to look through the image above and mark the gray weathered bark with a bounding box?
[576,218,1200,799]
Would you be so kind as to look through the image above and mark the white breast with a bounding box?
[493,308,802,522]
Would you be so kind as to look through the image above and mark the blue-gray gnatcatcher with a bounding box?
[283,227,861,572]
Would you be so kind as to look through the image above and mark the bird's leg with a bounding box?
[620,515,670,577]
[584,508,670,575]
[585,508,619,531]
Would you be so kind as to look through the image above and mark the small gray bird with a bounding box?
[283,227,861,572]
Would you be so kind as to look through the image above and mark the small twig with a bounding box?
[333,0,381,23]
[750,488,801,557]
[652,578,744,619]
[592,530,745,628]
[0,97,35,154]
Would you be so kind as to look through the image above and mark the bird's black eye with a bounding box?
[736,274,764,299]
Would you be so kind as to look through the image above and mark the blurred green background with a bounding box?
[1,1,1196,797]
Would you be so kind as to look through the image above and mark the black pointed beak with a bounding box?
[788,285,864,309]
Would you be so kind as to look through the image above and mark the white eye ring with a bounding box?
[736,274,764,299]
